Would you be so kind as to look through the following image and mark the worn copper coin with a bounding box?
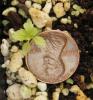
[26,30,80,84]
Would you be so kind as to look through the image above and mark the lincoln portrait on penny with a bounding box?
[26,30,80,84]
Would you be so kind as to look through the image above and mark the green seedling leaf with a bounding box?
[23,19,41,38]
[22,41,31,56]
[23,19,33,34]
[30,27,41,38]
[12,29,30,41]
[66,78,74,85]
[33,36,46,47]
[11,19,45,55]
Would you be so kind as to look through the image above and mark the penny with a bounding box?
[26,30,80,84]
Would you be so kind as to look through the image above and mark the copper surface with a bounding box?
[26,30,80,84]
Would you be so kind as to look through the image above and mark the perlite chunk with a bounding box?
[60,16,72,24]
[43,0,52,14]
[86,83,93,89]
[6,84,22,100]
[59,0,68,3]
[20,85,32,99]
[53,3,65,18]
[10,45,19,53]
[52,0,57,5]
[32,0,46,4]
[0,39,9,56]
[71,4,86,16]
[64,2,70,11]
[32,3,42,10]
[18,68,37,88]
[36,92,48,96]
[37,82,47,91]
[9,28,16,42]
[52,91,60,100]
[60,18,68,24]
[8,51,23,72]
[29,7,52,28]
[2,60,10,68]
[70,85,88,100]
[52,87,61,100]
[11,0,19,6]
[2,7,17,16]
[25,0,32,8]
[31,88,37,96]
[34,95,48,100]
[61,88,69,96]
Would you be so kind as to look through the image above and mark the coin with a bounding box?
[26,30,80,84]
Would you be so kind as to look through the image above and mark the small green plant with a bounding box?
[12,19,46,55]
[66,78,74,85]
